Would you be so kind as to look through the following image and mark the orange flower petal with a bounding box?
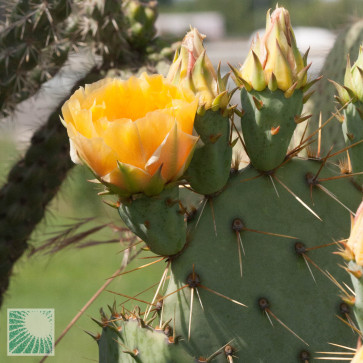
[140,73,165,93]
[136,110,174,161]
[145,122,198,181]
[64,97,95,138]
[68,124,118,177]
[84,78,114,97]
[93,117,111,137]
[170,99,198,134]
[102,119,145,168]
[81,79,122,114]
[61,102,73,126]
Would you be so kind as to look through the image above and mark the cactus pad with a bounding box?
[161,158,360,361]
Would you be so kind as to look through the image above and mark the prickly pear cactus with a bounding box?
[55,7,363,363]
[95,304,195,363]
[96,156,361,362]
[161,158,361,361]
[5,1,358,361]
[167,27,233,195]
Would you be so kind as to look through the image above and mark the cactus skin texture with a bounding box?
[185,110,232,195]
[161,159,361,362]
[240,88,303,171]
[99,157,361,362]
[339,202,363,355]
[118,187,187,256]
[328,45,363,190]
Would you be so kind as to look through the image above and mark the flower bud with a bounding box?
[331,46,363,106]
[167,27,230,114]
[344,45,363,103]
[237,6,307,93]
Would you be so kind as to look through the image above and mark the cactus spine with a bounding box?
[0,0,73,114]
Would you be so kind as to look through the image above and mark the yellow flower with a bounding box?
[347,201,363,265]
[61,73,199,196]
[237,6,307,92]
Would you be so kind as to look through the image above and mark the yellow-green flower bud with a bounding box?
[331,46,363,106]
[345,45,363,102]
[167,27,230,114]
[236,6,307,93]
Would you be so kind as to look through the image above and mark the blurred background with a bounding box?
[157,0,363,36]
[0,0,362,362]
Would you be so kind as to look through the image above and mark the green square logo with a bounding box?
[7,309,55,356]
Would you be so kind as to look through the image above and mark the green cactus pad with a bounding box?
[161,158,361,362]
[99,323,121,363]
[186,110,232,195]
[241,88,303,171]
[98,316,196,363]
[118,187,186,256]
